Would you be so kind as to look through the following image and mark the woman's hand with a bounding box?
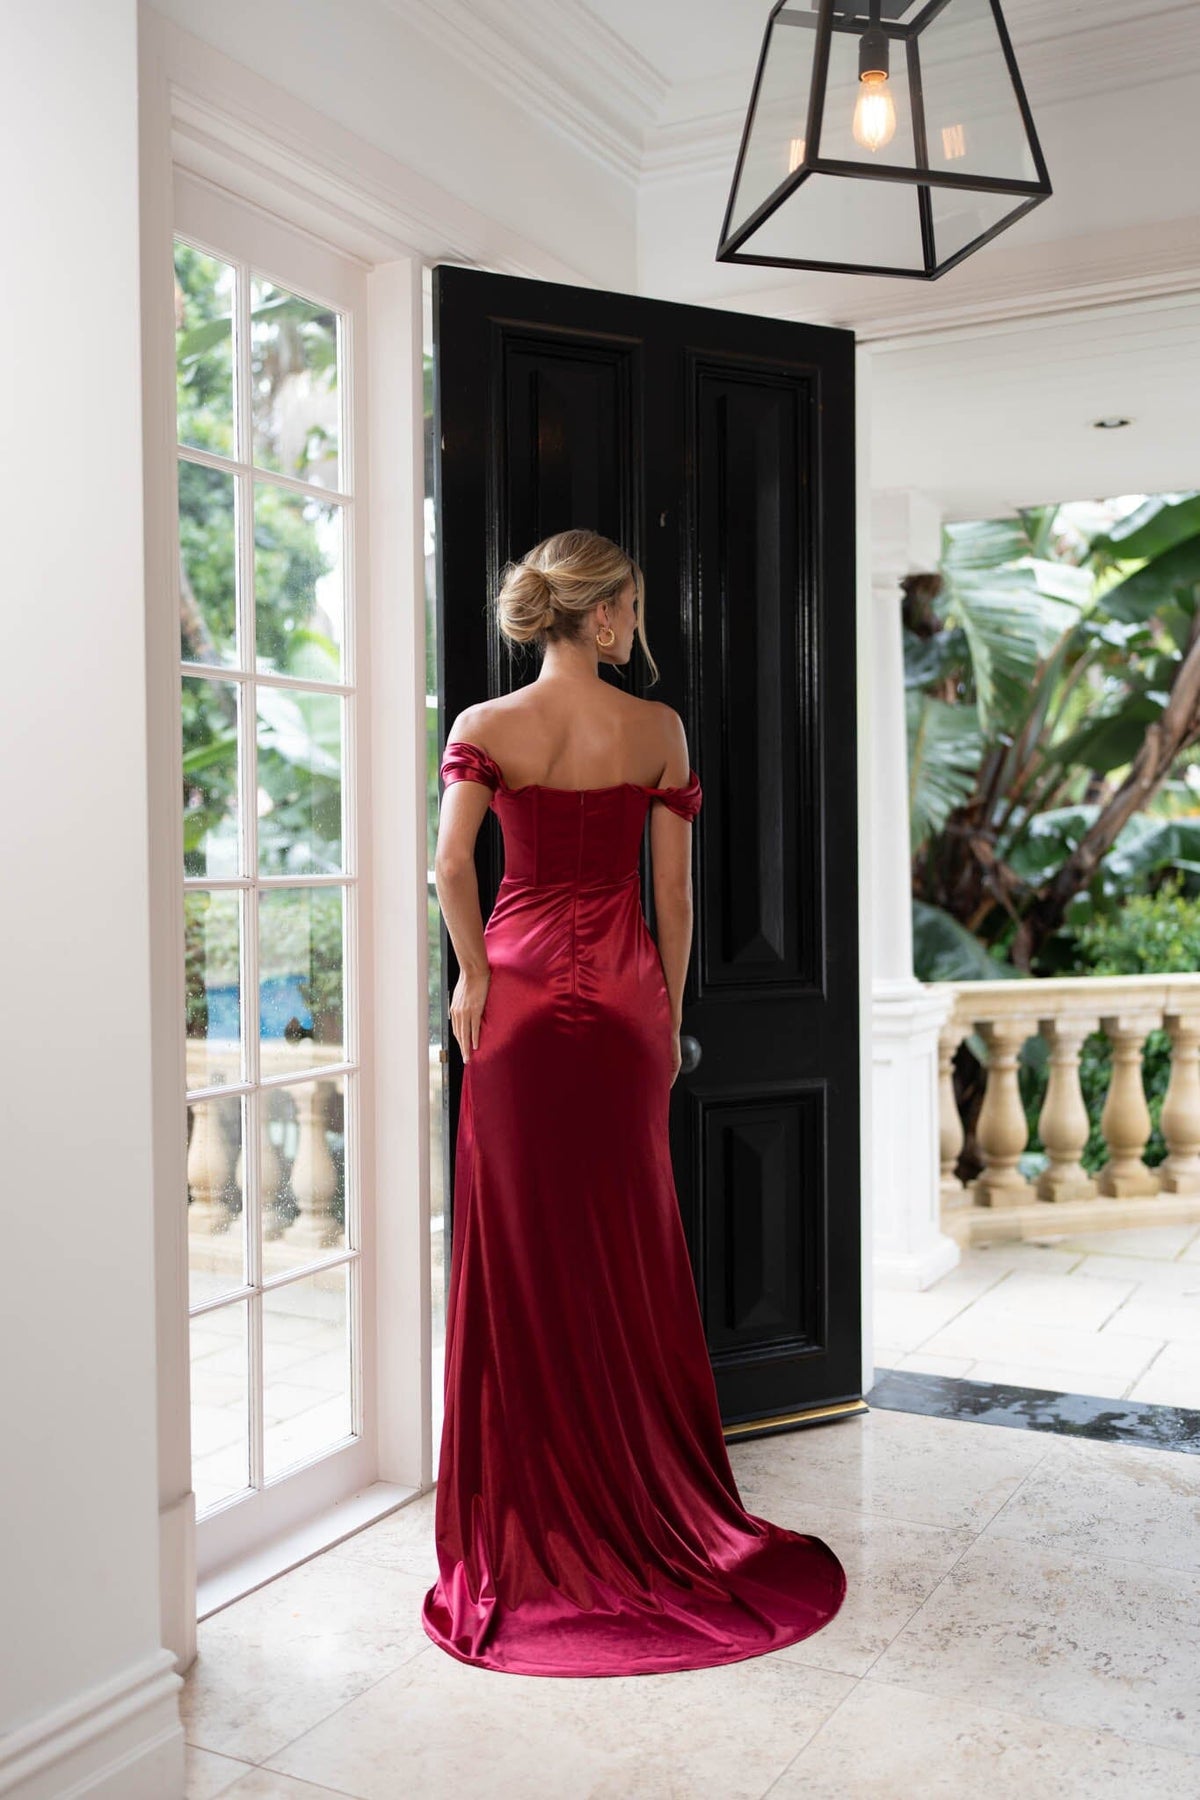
[668,1025,682,1088]
[450,964,491,1062]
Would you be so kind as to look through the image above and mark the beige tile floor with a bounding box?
[875,1221,1200,1404]
[182,1402,1200,1798]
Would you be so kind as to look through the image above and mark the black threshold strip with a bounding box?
[867,1367,1200,1455]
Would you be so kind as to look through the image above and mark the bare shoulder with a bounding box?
[636,697,690,785]
[445,701,501,749]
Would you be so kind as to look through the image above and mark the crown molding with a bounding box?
[151,14,596,284]
[370,1,1200,194]
[377,0,668,186]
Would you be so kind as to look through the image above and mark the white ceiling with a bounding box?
[384,0,1200,515]
[870,292,1200,519]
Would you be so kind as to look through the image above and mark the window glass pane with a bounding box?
[175,243,235,457]
[262,1075,348,1278]
[251,278,341,490]
[179,461,238,667]
[191,1301,250,1512]
[183,675,240,877]
[263,1266,352,1482]
[254,486,345,681]
[257,689,344,875]
[186,889,244,1090]
[188,1094,246,1304]
[259,886,345,1072]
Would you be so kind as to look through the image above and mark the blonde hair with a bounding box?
[493,528,659,685]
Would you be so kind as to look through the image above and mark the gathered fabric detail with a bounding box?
[440,738,702,823]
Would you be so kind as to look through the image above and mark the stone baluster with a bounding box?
[260,1102,288,1242]
[1098,1012,1160,1198]
[1160,1008,1200,1194]
[286,1079,340,1253]
[1036,1014,1098,1202]
[938,1019,969,1209]
[973,1017,1038,1207]
[186,1097,240,1233]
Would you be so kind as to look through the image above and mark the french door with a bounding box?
[173,174,379,1575]
[435,265,864,1435]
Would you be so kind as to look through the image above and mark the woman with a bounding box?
[421,528,846,1676]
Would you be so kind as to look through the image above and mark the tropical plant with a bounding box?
[909,493,1200,976]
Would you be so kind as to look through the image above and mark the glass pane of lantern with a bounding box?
[742,168,926,274]
[727,6,818,239]
[917,0,1039,184]
[930,185,1026,269]
[817,12,915,171]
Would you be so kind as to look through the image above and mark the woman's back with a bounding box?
[448,682,688,796]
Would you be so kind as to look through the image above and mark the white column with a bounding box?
[869,490,960,1290]
[0,2,184,1796]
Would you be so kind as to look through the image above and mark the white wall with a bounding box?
[0,2,182,1793]
[151,0,639,289]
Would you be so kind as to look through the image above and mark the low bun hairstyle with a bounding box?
[493,528,659,684]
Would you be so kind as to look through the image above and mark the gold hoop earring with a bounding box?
[596,626,616,648]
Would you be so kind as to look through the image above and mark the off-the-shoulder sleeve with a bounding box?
[440,740,501,793]
[646,767,702,822]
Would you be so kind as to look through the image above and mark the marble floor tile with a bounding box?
[871,1288,983,1354]
[1047,1226,1199,1260]
[960,1271,1137,1331]
[185,1745,257,1799]
[320,1490,438,1583]
[982,1432,1200,1574]
[266,1641,853,1800]
[181,1553,431,1764]
[942,1243,1087,1276]
[917,1313,1163,1381]
[1101,1294,1200,1344]
[1127,1341,1200,1407]
[1075,1254,1200,1293]
[770,1677,1200,1799]
[224,1772,358,1799]
[871,1534,1200,1756]
[889,1351,977,1377]
[733,1500,977,1678]
[728,1405,1050,1534]
[948,1358,1141,1400]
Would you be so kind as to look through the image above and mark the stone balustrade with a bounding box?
[930,974,1200,1244]
[185,1037,347,1268]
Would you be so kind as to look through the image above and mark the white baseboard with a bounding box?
[0,1649,183,1800]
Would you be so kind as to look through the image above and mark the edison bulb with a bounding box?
[853,71,896,152]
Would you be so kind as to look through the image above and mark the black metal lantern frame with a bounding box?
[717,0,1052,280]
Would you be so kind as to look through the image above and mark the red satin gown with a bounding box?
[421,739,847,1676]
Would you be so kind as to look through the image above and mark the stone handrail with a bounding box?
[928,973,1200,1236]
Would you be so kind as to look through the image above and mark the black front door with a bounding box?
[434,264,863,1437]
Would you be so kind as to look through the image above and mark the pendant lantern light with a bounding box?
[717,0,1051,279]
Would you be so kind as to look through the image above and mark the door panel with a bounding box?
[435,265,862,1433]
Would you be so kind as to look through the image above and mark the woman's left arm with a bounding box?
[435,779,493,1060]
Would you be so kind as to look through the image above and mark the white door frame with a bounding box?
[138,7,598,1669]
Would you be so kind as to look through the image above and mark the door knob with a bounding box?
[679,1033,702,1073]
